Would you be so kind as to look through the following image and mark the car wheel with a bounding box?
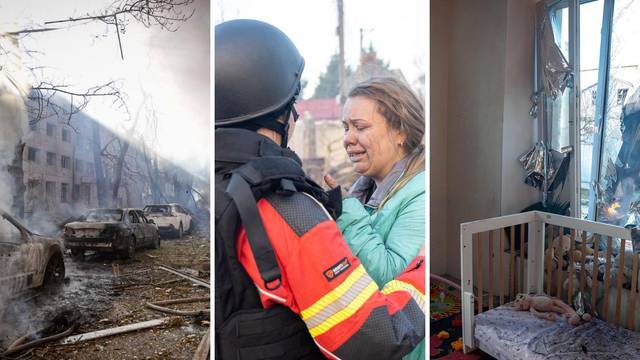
[151,234,160,249]
[119,236,135,259]
[176,223,183,239]
[43,252,65,286]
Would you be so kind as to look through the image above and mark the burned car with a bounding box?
[64,208,159,259]
[0,209,65,298]
[143,203,193,238]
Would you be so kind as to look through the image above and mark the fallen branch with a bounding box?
[59,317,181,345]
[146,296,210,316]
[192,328,210,360]
[2,325,76,357]
[158,265,209,288]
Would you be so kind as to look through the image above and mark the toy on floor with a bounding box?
[451,338,463,351]
[512,293,592,325]
[437,330,450,340]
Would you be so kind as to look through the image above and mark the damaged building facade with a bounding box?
[20,94,206,227]
[21,95,151,225]
[22,103,99,218]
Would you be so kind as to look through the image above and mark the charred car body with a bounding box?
[64,208,159,259]
[0,209,65,298]
[143,204,192,238]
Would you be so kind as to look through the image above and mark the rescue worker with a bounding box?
[215,19,426,360]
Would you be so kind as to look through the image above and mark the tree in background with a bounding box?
[312,53,352,99]
[359,43,390,71]
[313,45,393,100]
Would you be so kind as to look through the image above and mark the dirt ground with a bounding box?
[0,234,210,360]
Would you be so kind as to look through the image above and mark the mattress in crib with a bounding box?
[474,304,640,360]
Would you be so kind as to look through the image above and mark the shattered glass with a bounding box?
[537,2,573,100]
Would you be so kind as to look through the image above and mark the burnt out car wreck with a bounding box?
[0,209,65,298]
[64,208,160,259]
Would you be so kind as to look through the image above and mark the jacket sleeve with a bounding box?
[237,192,425,360]
[338,190,425,287]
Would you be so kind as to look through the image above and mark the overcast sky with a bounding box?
[0,0,210,177]
[214,0,427,99]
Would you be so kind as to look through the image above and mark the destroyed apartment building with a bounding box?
[19,93,193,228]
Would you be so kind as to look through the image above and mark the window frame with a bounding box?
[541,0,619,221]
[27,147,39,162]
[61,155,71,169]
[46,152,56,167]
[46,123,55,137]
[61,128,71,143]
[61,183,69,203]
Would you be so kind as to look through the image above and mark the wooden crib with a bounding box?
[460,211,639,354]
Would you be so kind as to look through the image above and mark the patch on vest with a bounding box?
[323,257,351,282]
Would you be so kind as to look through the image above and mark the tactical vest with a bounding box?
[215,155,341,360]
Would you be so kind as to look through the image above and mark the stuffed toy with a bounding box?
[451,338,463,352]
[512,293,592,326]
[546,234,594,266]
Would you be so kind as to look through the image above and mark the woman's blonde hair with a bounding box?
[347,77,425,209]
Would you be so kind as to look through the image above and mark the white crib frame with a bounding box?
[460,210,632,353]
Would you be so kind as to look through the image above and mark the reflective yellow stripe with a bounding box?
[301,265,366,320]
[308,281,378,337]
[381,280,426,311]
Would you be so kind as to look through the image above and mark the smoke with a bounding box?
[0,34,29,234]
[144,0,210,178]
[0,33,31,348]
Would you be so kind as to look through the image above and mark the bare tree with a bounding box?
[5,0,196,216]
[44,0,195,59]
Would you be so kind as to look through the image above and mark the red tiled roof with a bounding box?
[295,98,341,121]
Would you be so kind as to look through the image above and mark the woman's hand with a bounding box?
[324,174,338,189]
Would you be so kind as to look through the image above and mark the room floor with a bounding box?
[430,276,495,359]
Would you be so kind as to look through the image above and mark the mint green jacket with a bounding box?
[337,170,425,360]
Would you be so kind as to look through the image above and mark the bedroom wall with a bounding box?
[430,0,537,278]
[501,0,538,216]
[430,0,451,276]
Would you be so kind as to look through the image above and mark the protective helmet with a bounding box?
[215,19,305,127]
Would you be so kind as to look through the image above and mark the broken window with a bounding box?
[86,209,122,222]
[618,88,629,105]
[61,183,69,203]
[45,181,55,196]
[27,147,39,162]
[545,0,640,225]
[46,123,55,137]
[129,211,140,223]
[62,128,70,142]
[0,215,21,242]
[61,156,71,169]
[46,152,56,166]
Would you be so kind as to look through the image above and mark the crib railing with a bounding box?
[460,211,636,353]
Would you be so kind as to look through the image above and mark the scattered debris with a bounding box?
[158,264,210,288]
[146,296,210,317]
[59,316,183,345]
[192,328,210,360]
[2,325,76,357]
